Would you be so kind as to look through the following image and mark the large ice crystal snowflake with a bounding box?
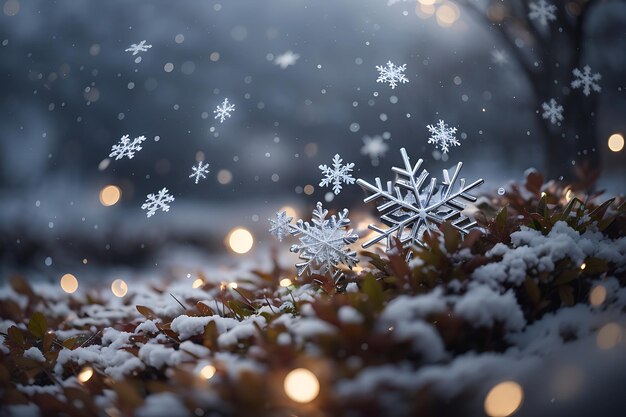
[528,0,557,26]
[361,135,389,165]
[288,202,359,277]
[571,65,602,96]
[426,120,460,154]
[376,61,409,89]
[214,98,235,123]
[125,40,152,56]
[274,51,300,69]
[541,99,564,125]
[319,154,356,195]
[356,148,484,254]
[189,161,210,184]
[141,188,175,218]
[109,134,147,160]
[269,211,293,242]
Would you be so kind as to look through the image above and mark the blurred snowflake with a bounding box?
[214,98,235,123]
[528,0,557,26]
[491,49,508,66]
[269,211,293,242]
[289,202,359,277]
[125,40,152,55]
[541,99,564,125]
[109,134,146,160]
[376,61,409,89]
[361,135,389,165]
[319,154,356,195]
[571,65,602,96]
[274,51,300,69]
[141,188,175,218]
[426,120,459,154]
[357,148,483,256]
[189,161,210,184]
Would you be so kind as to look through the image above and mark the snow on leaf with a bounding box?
[274,51,300,69]
[109,134,147,160]
[426,120,459,154]
[189,161,210,184]
[214,98,235,123]
[141,188,174,218]
[288,202,359,277]
[376,61,409,89]
[124,40,152,56]
[528,0,557,26]
[541,98,564,125]
[361,135,389,165]
[571,65,602,96]
[319,154,356,195]
[269,211,293,242]
[356,147,484,255]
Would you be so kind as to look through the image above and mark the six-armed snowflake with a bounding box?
[269,211,293,242]
[528,0,557,26]
[356,148,483,256]
[214,98,236,123]
[319,154,356,195]
[288,202,359,277]
[426,120,460,154]
[109,134,147,160]
[571,65,602,96]
[125,40,152,56]
[541,99,564,125]
[141,188,175,218]
[189,161,210,184]
[376,61,409,89]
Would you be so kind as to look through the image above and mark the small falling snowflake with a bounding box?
[274,51,300,69]
[541,99,564,125]
[269,211,293,242]
[319,154,356,195]
[214,98,235,123]
[571,65,602,96]
[109,134,147,160]
[376,61,409,89]
[528,0,557,26]
[189,161,210,184]
[288,202,359,277]
[426,120,460,154]
[361,135,389,165]
[141,188,174,218]
[125,40,152,56]
[491,49,508,66]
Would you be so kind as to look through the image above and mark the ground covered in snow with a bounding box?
[1,172,626,417]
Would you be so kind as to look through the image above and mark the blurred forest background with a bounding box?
[0,0,624,282]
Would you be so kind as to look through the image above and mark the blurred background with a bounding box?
[1,0,625,282]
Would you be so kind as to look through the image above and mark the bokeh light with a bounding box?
[199,364,216,379]
[78,366,94,383]
[284,368,320,403]
[60,273,79,294]
[280,278,293,287]
[228,228,254,254]
[597,322,622,350]
[99,185,121,206]
[192,278,204,288]
[589,285,606,307]
[484,381,524,417]
[111,279,128,297]
[608,133,624,152]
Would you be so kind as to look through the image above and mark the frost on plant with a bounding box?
[541,99,564,125]
[426,120,460,154]
[571,65,602,96]
[274,51,300,69]
[189,161,210,184]
[125,40,152,55]
[528,0,557,26]
[361,135,389,165]
[109,134,147,160]
[214,98,236,123]
[288,202,359,277]
[357,148,484,255]
[141,188,175,218]
[376,61,409,89]
[268,211,293,242]
[319,154,356,195]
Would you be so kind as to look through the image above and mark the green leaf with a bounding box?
[362,273,383,311]
[28,312,47,339]
[7,326,25,347]
[495,205,508,233]
[553,269,579,286]
[228,300,253,319]
[442,222,461,253]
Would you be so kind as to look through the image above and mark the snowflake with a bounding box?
[356,147,484,256]
[189,161,210,184]
[361,135,389,165]
[288,202,359,277]
[214,98,235,123]
[319,154,356,195]
[125,40,152,56]
[274,51,300,69]
[269,211,293,242]
[491,49,508,66]
[426,120,460,154]
[376,61,409,89]
[141,188,175,218]
[109,134,147,160]
[528,0,557,26]
[571,65,602,96]
[541,99,564,125]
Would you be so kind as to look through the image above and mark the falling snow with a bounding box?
[541,99,564,125]
[269,211,293,242]
[214,98,236,123]
[141,188,175,218]
[571,65,602,96]
[274,51,300,69]
[426,120,459,154]
[361,135,389,165]
[319,154,356,195]
[528,0,557,26]
[125,40,152,55]
[189,161,210,184]
[109,134,147,160]
[376,61,409,89]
